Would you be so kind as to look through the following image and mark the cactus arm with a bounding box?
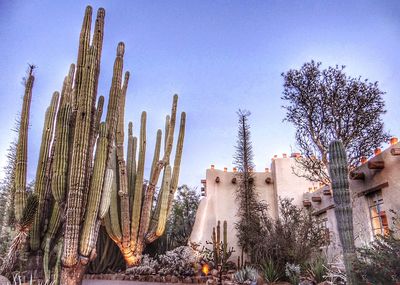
[155,165,172,237]
[127,122,137,214]
[146,165,171,243]
[51,104,71,203]
[109,148,122,241]
[223,220,227,259]
[105,42,125,145]
[14,66,35,222]
[130,111,147,250]
[164,115,170,151]
[149,129,162,181]
[116,72,131,249]
[167,112,186,215]
[328,140,359,285]
[73,6,92,110]
[80,123,108,257]
[137,129,162,245]
[98,168,113,219]
[30,92,59,251]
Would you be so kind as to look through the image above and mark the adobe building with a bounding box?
[189,139,400,262]
[189,154,320,261]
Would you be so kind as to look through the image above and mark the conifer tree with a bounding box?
[233,110,266,263]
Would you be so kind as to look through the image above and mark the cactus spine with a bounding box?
[328,140,359,285]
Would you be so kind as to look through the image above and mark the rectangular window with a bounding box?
[317,212,330,245]
[367,190,389,236]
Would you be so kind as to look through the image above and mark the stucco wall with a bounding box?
[190,157,317,261]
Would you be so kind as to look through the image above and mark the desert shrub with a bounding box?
[126,255,158,275]
[127,246,200,277]
[355,234,400,284]
[354,210,400,284]
[253,198,327,277]
[157,246,200,276]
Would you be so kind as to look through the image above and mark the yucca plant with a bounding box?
[261,259,281,283]
[0,194,39,277]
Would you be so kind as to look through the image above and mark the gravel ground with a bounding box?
[83,281,193,285]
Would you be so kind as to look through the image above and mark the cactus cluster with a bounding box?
[6,6,185,285]
[104,93,186,267]
[205,220,234,285]
[328,140,358,285]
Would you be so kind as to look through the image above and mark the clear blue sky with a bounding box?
[0,1,399,189]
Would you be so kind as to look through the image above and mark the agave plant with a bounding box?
[233,265,258,284]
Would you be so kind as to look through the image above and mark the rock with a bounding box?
[256,276,264,285]
[211,269,219,277]
[184,277,193,283]
[206,279,215,285]
[299,280,314,285]
[171,275,179,283]
[166,275,172,282]
[155,275,161,282]
[317,282,333,285]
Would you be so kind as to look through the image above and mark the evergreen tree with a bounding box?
[233,110,266,263]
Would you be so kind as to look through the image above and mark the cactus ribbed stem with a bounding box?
[109,148,122,241]
[167,112,186,215]
[98,168,113,219]
[137,129,162,248]
[155,165,171,237]
[130,112,147,251]
[150,130,162,181]
[80,123,108,257]
[31,92,59,251]
[164,115,170,151]
[126,122,137,214]
[328,140,359,285]
[51,104,71,203]
[15,66,34,222]
[223,221,227,258]
[116,72,131,249]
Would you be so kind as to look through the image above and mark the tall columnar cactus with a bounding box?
[104,94,186,267]
[30,91,59,251]
[328,140,359,285]
[14,65,35,222]
[8,5,186,283]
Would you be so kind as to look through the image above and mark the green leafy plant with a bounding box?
[261,259,281,283]
[306,257,327,283]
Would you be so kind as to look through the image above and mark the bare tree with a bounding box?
[281,61,390,184]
